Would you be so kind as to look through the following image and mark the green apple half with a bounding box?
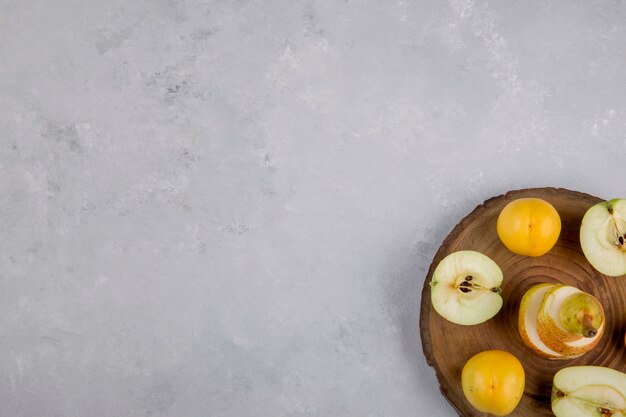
[430,250,503,325]
[581,199,626,277]
[553,366,626,417]
[519,283,604,359]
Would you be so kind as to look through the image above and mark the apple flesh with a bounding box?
[552,366,626,417]
[430,250,503,325]
[519,284,604,359]
[580,199,626,277]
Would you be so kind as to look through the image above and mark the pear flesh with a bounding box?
[519,284,604,359]
[553,366,626,417]
[430,250,503,325]
[580,199,626,277]
[538,285,586,344]
[518,283,564,359]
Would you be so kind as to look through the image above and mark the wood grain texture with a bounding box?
[419,187,626,417]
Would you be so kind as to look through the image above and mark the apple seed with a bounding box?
[612,221,626,248]
[430,251,503,325]
[599,407,613,417]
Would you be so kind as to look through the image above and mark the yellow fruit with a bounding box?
[497,197,561,257]
[462,350,525,416]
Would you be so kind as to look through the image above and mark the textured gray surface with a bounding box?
[2,1,626,416]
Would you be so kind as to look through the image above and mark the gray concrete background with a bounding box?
[1,1,626,416]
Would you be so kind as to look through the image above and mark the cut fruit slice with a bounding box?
[552,366,626,417]
[518,283,604,359]
[537,285,584,344]
[564,325,604,349]
[580,199,626,277]
[549,325,603,358]
[560,292,605,338]
[430,250,503,325]
[518,283,564,359]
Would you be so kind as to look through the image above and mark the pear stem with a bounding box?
[582,312,597,338]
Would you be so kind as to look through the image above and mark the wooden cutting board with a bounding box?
[419,187,626,417]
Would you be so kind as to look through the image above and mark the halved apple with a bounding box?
[580,199,626,277]
[519,284,604,359]
[430,250,503,325]
[552,366,626,417]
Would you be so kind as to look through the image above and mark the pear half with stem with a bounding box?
[430,250,503,325]
[552,366,626,417]
[581,199,626,277]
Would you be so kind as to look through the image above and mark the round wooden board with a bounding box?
[419,187,626,417]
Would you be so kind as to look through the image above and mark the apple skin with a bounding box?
[580,199,626,277]
[552,366,626,417]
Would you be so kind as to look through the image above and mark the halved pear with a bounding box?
[580,199,626,277]
[430,250,503,325]
[552,366,626,417]
[518,283,564,359]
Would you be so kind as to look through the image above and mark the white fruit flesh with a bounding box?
[430,250,503,325]
[539,285,584,343]
[563,325,603,348]
[545,286,583,333]
[553,366,626,417]
[519,283,564,358]
[519,284,604,359]
[581,199,626,277]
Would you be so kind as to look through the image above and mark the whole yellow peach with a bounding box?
[497,198,561,257]
[462,350,525,416]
